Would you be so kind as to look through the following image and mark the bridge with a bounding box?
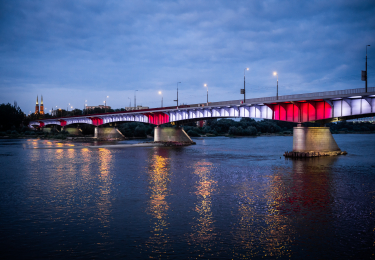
[30,87,375,156]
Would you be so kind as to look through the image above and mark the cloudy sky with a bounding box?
[1,0,374,114]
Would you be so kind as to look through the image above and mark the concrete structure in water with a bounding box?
[94,127,124,140]
[285,126,347,157]
[293,127,340,152]
[154,127,194,144]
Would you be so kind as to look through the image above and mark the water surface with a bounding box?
[0,135,374,259]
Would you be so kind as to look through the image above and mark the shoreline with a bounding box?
[1,131,374,141]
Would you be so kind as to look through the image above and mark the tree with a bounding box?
[0,102,25,131]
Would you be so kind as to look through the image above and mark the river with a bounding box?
[0,135,374,259]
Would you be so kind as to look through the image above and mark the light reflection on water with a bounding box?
[97,148,113,232]
[189,161,216,246]
[0,136,374,259]
[146,148,171,255]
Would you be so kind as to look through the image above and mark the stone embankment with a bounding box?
[284,150,347,158]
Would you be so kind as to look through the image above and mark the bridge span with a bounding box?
[30,87,375,157]
[30,87,375,128]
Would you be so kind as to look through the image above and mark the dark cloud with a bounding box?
[1,0,374,113]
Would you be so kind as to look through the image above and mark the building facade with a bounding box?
[35,96,39,114]
[86,105,111,110]
[40,95,44,115]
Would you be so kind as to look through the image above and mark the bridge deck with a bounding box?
[30,87,375,127]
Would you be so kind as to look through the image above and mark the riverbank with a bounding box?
[33,140,195,149]
[1,130,374,141]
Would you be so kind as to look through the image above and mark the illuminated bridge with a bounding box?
[30,87,375,155]
[31,87,375,128]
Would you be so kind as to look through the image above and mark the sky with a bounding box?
[1,0,375,114]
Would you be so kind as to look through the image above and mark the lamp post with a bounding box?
[244,68,249,103]
[84,100,87,115]
[174,82,181,108]
[366,45,371,92]
[273,72,278,100]
[159,91,163,107]
[204,84,208,105]
[104,96,109,113]
[134,90,138,109]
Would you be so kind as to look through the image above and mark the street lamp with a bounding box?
[134,90,138,109]
[273,72,278,100]
[159,91,163,107]
[366,45,371,92]
[204,84,208,105]
[104,96,109,113]
[174,82,181,108]
[243,68,249,103]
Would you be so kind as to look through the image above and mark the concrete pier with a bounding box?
[94,127,124,140]
[285,127,347,157]
[154,127,195,144]
[94,126,98,138]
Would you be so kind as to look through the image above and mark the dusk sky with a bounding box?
[1,0,374,114]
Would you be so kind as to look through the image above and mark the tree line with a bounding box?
[0,102,25,132]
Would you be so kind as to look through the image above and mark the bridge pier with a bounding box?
[94,126,123,140]
[94,126,98,138]
[154,126,195,145]
[285,127,347,157]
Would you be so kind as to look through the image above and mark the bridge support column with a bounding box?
[154,126,195,144]
[285,127,346,157]
[94,126,124,140]
[94,126,98,138]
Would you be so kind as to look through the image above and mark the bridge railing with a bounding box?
[210,87,375,107]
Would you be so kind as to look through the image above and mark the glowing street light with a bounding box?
[273,72,278,100]
[174,82,181,108]
[134,90,138,108]
[243,68,249,103]
[159,91,163,107]
[104,96,109,112]
[204,84,208,105]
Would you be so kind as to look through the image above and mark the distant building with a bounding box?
[35,96,39,114]
[40,95,44,115]
[125,105,149,111]
[86,105,112,110]
[34,95,45,116]
[51,108,65,117]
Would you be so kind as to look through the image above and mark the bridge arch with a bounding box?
[167,105,273,124]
